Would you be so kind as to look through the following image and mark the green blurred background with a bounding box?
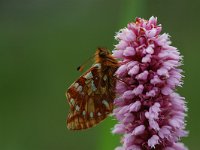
[0,0,199,149]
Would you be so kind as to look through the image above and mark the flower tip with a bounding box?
[112,16,188,150]
[148,135,159,148]
[149,16,157,25]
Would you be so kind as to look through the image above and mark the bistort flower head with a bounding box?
[112,17,188,150]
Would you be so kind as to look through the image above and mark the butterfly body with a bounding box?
[66,48,118,130]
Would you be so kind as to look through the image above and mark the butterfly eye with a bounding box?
[99,48,109,57]
[99,51,106,57]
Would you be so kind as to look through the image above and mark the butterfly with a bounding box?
[66,47,119,130]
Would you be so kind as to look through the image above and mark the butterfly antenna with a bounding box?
[77,48,100,72]
[77,55,94,72]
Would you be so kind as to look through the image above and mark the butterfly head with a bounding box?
[97,47,110,58]
[95,47,118,68]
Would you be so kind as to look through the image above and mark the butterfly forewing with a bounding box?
[66,64,114,130]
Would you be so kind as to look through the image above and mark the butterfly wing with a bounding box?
[66,64,114,130]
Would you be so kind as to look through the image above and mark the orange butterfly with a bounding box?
[66,48,119,130]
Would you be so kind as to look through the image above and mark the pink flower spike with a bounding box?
[116,28,136,42]
[115,40,128,50]
[128,64,139,76]
[146,28,157,38]
[142,54,151,63]
[133,85,144,95]
[122,90,134,99]
[146,45,154,54]
[115,147,124,150]
[112,17,188,150]
[112,124,126,134]
[112,50,124,58]
[148,135,159,148]
[132,125,145,135]
[149,16,157,26]
[123,47,136,56]
[116,64,127,77]
[136,70,149,80]
[129,101,141,112]
[161,86,173,95]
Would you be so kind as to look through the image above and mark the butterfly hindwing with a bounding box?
[66,64,114,130]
